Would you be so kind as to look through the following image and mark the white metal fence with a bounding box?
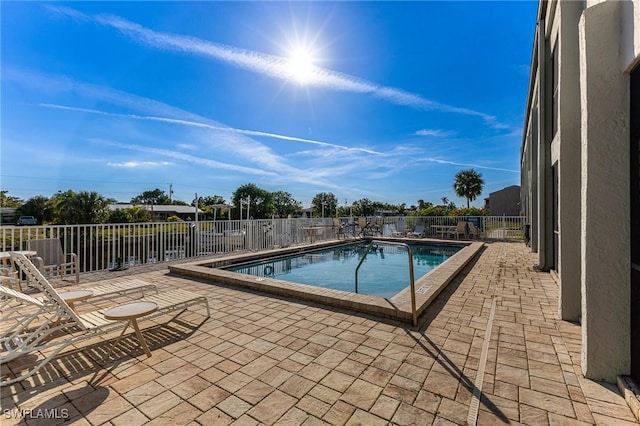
[0,216,525,274]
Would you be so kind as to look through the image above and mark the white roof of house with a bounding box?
[109,204,203,213]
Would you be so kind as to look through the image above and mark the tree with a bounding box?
[441,196,449,207]
[196,195,226,208]
[352,198,375,217]
[107,208,132,224]
[194,195,227,219]
[231,183,273,219]
[311,192,338,218]
[131,189,171,205]
[52,190,78,224]
[272,191,302,218]
[395,203,406,215]
[52,190,110,224]
[453,169,485,208]
[0,191,22,208]
[127,205,152,222]
[417,199,433,210]
[107,205,151,223]
[16,196,54,224]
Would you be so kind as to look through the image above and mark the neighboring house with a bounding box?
[109,204,203,222]
[520,0,640,391]
[0,207,16,225]
[299,208,313,219]
[373,209,395,217]
[483,185,520,216]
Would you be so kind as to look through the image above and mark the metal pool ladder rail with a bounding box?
[355,240,417,326]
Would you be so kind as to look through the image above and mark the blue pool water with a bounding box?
[225,241,462,298]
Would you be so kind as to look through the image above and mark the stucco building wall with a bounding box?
[521,0,639,383]
[484,185,520,216]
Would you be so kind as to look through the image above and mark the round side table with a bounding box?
[104,301,158,357]
[59,289,93,310]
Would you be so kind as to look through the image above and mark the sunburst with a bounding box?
[285,46,317,85]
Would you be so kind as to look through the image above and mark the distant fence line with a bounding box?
[0,216,525,274]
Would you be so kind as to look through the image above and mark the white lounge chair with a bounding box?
[76,278,158,303]
[1,252,210,385]
[408,225,425,238]
[394,221,407,236]
[333,218,346,239]
[387,222,406,237]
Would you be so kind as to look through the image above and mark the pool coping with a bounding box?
[168,238,485,323]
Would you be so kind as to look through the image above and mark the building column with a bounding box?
[579,0,630,382]
[530,108,540,253]
[557,0,583,321]
[535,22,554,271]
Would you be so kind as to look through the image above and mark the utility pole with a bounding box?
[194,193,198,222]
[169,184,173,203]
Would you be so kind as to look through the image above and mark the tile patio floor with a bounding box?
[1,242,637,425]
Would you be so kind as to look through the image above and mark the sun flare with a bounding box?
[286,47,316,85]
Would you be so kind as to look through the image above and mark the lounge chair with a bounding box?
[28,238,79,283]
[408,225,425,238]
[0,269,20,291]
[1,252,210,385]
[394,221,407,236]
[467,222,481,239]
[369,217,383,236]
[55,278,158,306]
[357,217,369,237]
[333,218,346,239]
[447,222,467,239]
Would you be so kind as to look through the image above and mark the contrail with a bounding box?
[48,5,510,129]
[39,103,383,155]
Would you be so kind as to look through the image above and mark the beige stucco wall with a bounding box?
[521,0,640,382]
[579,0,631,382]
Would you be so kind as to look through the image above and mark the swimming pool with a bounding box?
[225,241,462,298]
[169,239,484,322]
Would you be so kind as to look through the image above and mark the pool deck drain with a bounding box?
[169,239,484,323]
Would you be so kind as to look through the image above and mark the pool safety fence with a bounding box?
[0,216,524,274]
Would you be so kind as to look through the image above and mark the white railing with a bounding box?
[378,215,526,240]
[0,216,525,274]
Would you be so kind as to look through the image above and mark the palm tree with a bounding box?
[74,191,110,223]
[440,196,449,207]
[53,190,110,224]
[453,169,485,208]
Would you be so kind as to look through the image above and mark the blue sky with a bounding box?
[1,1,536,208]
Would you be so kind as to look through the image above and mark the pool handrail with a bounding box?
[355,240,417,326]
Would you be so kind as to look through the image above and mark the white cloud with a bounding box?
[176,143,197,150]
[95,138,278,176]
[107,161,172,168]
[414,129,456,138]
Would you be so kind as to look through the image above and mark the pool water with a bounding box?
[225,241,462,298]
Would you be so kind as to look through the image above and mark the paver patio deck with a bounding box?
[1,242,636,425]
